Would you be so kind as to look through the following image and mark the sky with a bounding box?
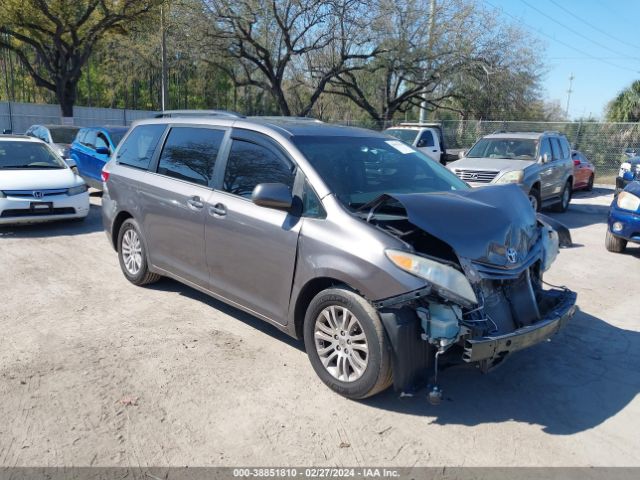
[483,0,640,120]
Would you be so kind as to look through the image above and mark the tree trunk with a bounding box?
[57,80,76,119]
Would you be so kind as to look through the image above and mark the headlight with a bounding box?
[67,184,88,196]
[617,191,640,212]
[385,249,478,307]
[494,170,524,184]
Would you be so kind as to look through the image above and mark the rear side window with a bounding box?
[549,137,562,161]
[559,138,570,159]
[116,124,165,170]
[539,138,552,161]
[223,140,295,198]
[157,127,224,186]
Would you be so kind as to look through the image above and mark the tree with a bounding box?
[325,0,545,124]
[0,0,159,118]
[606,80,640,122]
[195,0,378,116]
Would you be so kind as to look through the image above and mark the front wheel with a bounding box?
[117,218,161,285]
[303,288,393,399]
[605,230,627,253]
[528,187,541,212]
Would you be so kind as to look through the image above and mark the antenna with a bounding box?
[565,73,574,118]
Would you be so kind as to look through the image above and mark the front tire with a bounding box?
[117,218,161,286]
[528,186,541,212]
[303,288,393,399]
[605,230,627,253]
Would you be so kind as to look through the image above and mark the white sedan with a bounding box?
[0,135,90,225]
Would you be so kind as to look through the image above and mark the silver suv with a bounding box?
[102,115,576,400]
[447,131,574,212]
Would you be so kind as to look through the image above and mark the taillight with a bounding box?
[101,170,110,182]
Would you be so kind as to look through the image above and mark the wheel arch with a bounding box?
[111,210,134,251]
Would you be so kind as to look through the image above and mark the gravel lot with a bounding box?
[0,187,639,467]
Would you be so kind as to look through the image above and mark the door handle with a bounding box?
[209,203,227,216]
[187,196,204,209]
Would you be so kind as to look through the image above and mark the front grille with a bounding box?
[1,189,68,198]
[1,207,75,218]
[455,169,499,183]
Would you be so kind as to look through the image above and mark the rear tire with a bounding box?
[585,174,594,192]
[552,180,572,213]
[303,287,393,399]
[605,230,627,253]
[117,218,161,286]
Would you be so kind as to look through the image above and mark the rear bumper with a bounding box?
[463,289,577,363]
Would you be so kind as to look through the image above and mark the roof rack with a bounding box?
[398,122,442,128]
[250,115,323,123]
[154,110,245,119]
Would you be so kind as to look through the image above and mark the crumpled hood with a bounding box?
[380,184,539,266]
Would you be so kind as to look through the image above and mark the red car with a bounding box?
[572,150,595,191]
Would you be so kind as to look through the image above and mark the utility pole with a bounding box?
[565,73,574,118]
[160,3,169,111]
[419,0,436,123]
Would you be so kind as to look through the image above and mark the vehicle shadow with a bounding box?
[541,188,613,230]
[363,309,640,435]
[0,203,103,238]
[147,277,305,352]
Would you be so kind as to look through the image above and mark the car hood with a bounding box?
[372,184,539,266]
[448,157,535,172]
[0,168,83,190]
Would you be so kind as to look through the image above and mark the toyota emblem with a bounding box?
[32,191,44,199]
[506,248,518,264]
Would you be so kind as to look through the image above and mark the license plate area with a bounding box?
[30,202,53,213]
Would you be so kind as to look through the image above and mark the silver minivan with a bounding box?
[102,115,577,400]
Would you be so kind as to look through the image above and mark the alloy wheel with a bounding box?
[121,229,143,276]
[314,305,369,382]
[528,194,539,211]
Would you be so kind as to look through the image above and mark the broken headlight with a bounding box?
[385,249,478,307]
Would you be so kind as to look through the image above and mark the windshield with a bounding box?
[49,127,79,144]
[467,138,538,160]
[107,129,127,147]
[0,141,66,170]
[293,135,468,209]
[384,128,418,145]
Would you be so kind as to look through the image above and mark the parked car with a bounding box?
[0,135,89,224]
[70,126,128,189]
[606,181,640,253]
[25,124,79,160]
[616,157,640,195]
[447,131,574,212]
[102,116,577,400]
[383,123,457,165]
[571,150,595,191]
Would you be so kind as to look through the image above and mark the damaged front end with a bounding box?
[364,185,578,397]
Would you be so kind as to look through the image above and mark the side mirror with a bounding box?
[416,139,425,148]
[252,183,293,210]
[95,146,110,155]
[65,158,77,169]
[540,153,549,163]
[458,150,466,159]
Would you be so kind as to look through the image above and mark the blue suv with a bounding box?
[70,127,128,189]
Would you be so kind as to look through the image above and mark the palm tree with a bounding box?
[606,80,640,122]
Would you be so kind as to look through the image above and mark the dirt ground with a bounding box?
[0,186,639,467]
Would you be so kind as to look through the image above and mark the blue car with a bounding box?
[606,179,640,253]
[70,126,128,189]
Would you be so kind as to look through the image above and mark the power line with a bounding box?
[547,0,640,52]
[482,0,640,74]
[519,0,640,61]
